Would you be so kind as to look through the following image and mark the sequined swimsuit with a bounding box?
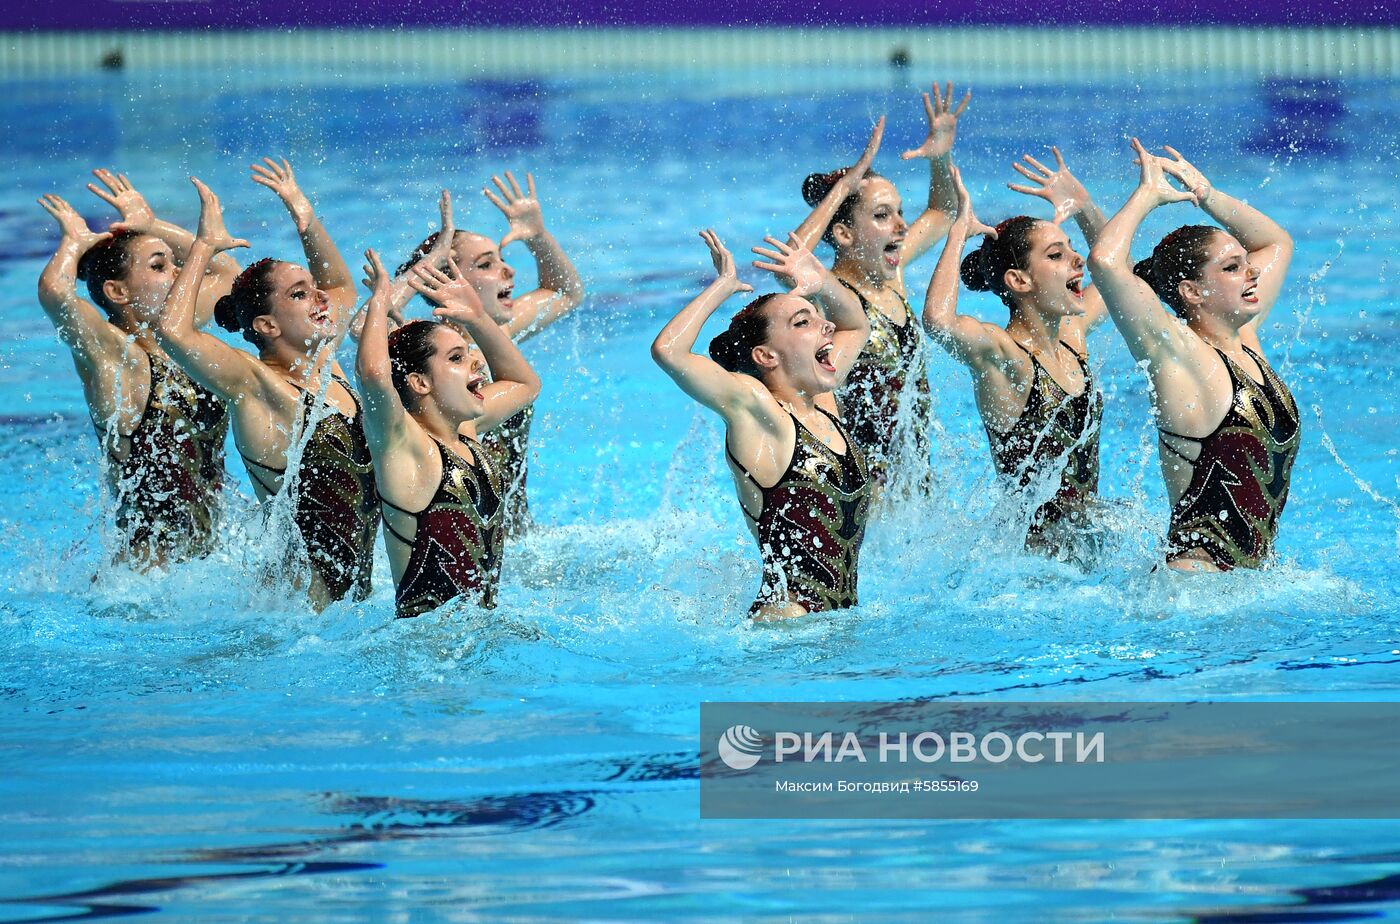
[380,435,507,618]
[1159,345,1300,570]
[480,405,532,537]
[100,350,229,561]
[726,407,872,616]
[241,375,380,602]
[834,280,932,487]
[984,340,1103,532]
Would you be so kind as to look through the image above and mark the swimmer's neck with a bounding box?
[1189,313,1246,354]
[1006,309,1064,354]
[260,341,339,386]
[767,382,820,415]
[833,258,887,292]
[413,403,472,446]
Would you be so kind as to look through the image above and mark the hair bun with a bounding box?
[1132,256,1156,282]
[960,247,993,292]
[213,293,240,333]
[801,170,843,208]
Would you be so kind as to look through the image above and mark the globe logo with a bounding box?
[717,725,764,770]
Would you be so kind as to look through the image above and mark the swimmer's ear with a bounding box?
[251,314,279,341]
[1177,278,1203,310]
[1003,268,1033,296]
[751,344,779,372]
[101,278,130,308]
[406,370,432,399]
[830,221,856,250]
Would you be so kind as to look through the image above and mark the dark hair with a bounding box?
[396,230,468,277]
[801,168,884,248]
[76,230,145,318]
[959,216,1043,309]
[387,319,444,406]
[1132,225,1221,318]
[708,294,781,377]
[214,258,281,347]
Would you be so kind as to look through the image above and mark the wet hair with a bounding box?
[801,168,885,248]
[959,216,1043,309]
[75,230,145,318]
[1133,225,1221,318]
[708,294,782,377]
[213,258,280,347]
[387,319,444,407]
[396,230,469,277]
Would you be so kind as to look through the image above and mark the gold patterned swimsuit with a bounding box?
[380,435,507,618]
[834,280,932,487]
[726,407,872,616]
[480,405,532,538]
[1159,345,1300,569]
[241,376,380,602]
[99,351,229,562]
[984,340,1103,534]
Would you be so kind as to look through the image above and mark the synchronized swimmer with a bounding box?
[35,82,1304,619]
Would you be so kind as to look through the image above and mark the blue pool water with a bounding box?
[1,66,1399,920]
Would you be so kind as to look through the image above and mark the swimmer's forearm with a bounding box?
[1196,187,1291,254]
[923,219,969,335]
[296,215,355,293]
[1072,199,1108,248]
[652,280,737,363]
[813,271,867,337]
[524,230,585,306]
[465,313,540,394]
[1088,189,1156,276]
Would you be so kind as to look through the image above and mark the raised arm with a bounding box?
[349,190,456,341]
[651,230,764,416]
[354,249,418,456]
[156,178,259,400]
[484,172,586,342]
[35,195,125,370]
[751,233,870,384]
[1007,146,1107,247]
[898,81,969,264]
[1158,145,1293,332]
[250,158,357,314]
[87,168,240,329]
[921,167,1017,367]
[792,117,885,254]
[409,256,541,433]
[1086,138,1198,365]
[1007,147,1110,329]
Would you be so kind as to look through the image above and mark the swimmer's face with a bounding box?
[1006,222,1087,319]
[1179,231,1262,324]
[415,325,489,420]
[450,232,515,326]
[257,262,337,349]
[832,177,907,281]
[107,235,177,326]
[751,294,838,393]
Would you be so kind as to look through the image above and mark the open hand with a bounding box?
[1130,138,1197,207]
[191,177,250,252]
[699,229,753,295]
[250,157,314,233]
[752,234,824,297]
[484,172,544,249]
[951,166,998,240]
[1008,147,1090,225]
[87,169,157,234]
[1158,145,1212,204]
[410,257,486,324]
[901,81,969,161]
[38,194,111,253]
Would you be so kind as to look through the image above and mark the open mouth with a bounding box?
[1242,284,1259,303]
[815,342,836,373]
[498,285,514,308]
[467,376,486,400]
[883,242,902,269]
[310,307,331,325]
[1067,275,1084,297]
